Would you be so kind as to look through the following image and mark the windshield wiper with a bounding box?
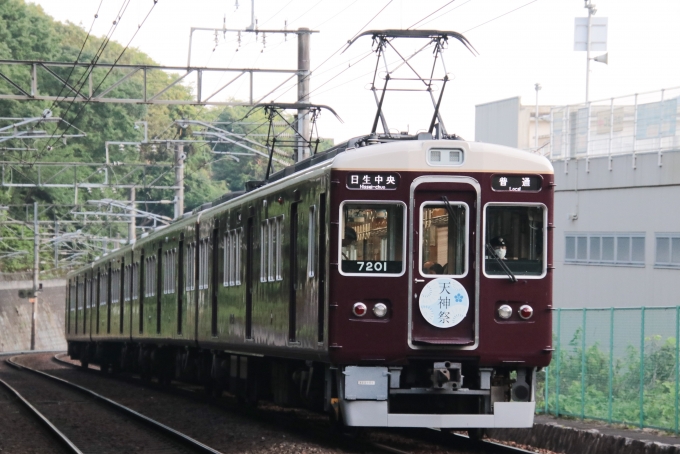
[485,242,517,282]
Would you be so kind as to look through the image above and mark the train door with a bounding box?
[410,177,479,347]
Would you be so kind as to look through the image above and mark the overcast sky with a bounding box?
[29,0,680,143]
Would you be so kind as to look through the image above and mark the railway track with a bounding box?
[2,355,222,454]
[46,352,545,454]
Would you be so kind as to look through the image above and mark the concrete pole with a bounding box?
[585,0,592,103]
[174,144,185,220]
[31,201,38,351]
[297,28,311,162]
[128,187,136,244]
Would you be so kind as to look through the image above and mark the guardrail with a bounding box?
[549,87,680,163]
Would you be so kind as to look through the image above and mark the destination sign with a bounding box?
[491,175,542,192]
[346,172,400,190]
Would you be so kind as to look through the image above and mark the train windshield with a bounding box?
[484,204,546,277]
[341,203,405,275]
[420,203,468,277]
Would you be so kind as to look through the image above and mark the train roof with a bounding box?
[67,136,552,277]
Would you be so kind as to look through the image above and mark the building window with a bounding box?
[565,233,645,266]
[655,234,680,268]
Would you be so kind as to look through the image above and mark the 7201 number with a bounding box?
[357,261,388,272]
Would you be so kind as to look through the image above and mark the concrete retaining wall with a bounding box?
[0,279,66,352]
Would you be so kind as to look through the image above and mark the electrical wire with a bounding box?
[287,0,325,27]
[31,0,136,163]
[260,0,296,26]
[271,0,394,103]
[44,0,106,114]
[407,0,457,29]
[414,0,475,29]
[34,0,160,165]
[463,0,540,33]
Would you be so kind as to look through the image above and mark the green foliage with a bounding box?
[537,328,680,431]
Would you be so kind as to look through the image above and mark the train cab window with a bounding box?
[484,204,547,278]
[340,202,405,276]
[420,203,468,277]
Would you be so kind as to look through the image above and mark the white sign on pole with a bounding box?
[574,17,608,51]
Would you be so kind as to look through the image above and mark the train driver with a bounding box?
[490,236,507,260]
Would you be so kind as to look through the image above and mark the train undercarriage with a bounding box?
[68,340,536,429]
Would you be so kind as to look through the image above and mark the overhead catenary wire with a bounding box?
[270,0,394,104]
[414,0,475,29]
[463,0,540,33]
[31,0,137,163]
[35,0,160,165]
[407,0,457,29]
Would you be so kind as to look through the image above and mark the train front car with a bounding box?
[327,138,553,429]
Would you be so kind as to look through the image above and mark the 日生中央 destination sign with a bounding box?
[491,175,541,192]
[346,172,400,190]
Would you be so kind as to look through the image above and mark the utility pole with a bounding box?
[128,187,136,244]
[585,0,596,103]
[31,201,38,351]
[175,144,185,220]
[297,28,311,162]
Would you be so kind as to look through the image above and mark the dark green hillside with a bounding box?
[0,0,292,273]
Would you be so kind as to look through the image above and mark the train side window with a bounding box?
[100,272,107,306]
[164,250,176,294]
[235,228,243,284]
[198,240,209,290]
[111,269,120,303]
[132,262,139,299]
[419,202,469,277]
[145,256,157,297]
[260,220,269,282]
[484,204,547,278]
[276,216,283,281]
[340,202,406,276]
[308,206,316,278]
[185,243,195,291]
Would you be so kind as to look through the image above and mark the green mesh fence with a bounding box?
[536,307,680,432]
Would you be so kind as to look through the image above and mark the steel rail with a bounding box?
[51,355,537,454]
[6,356,224,454]
[0,376,83,453]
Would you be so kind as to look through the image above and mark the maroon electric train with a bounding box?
[66,132,553,430]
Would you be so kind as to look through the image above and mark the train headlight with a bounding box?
[352,302,367,317]
[498,304,512,319]
[373,303,388,318]
[519,305,533,320]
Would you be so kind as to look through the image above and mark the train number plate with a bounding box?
[342,260,402,273]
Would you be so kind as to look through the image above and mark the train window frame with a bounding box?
[482,202,548,280]
[308,205,316,278]
[418,201,470,279]
[223,228,243,287]
[338,200,407,278]
[185,243,195,291]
